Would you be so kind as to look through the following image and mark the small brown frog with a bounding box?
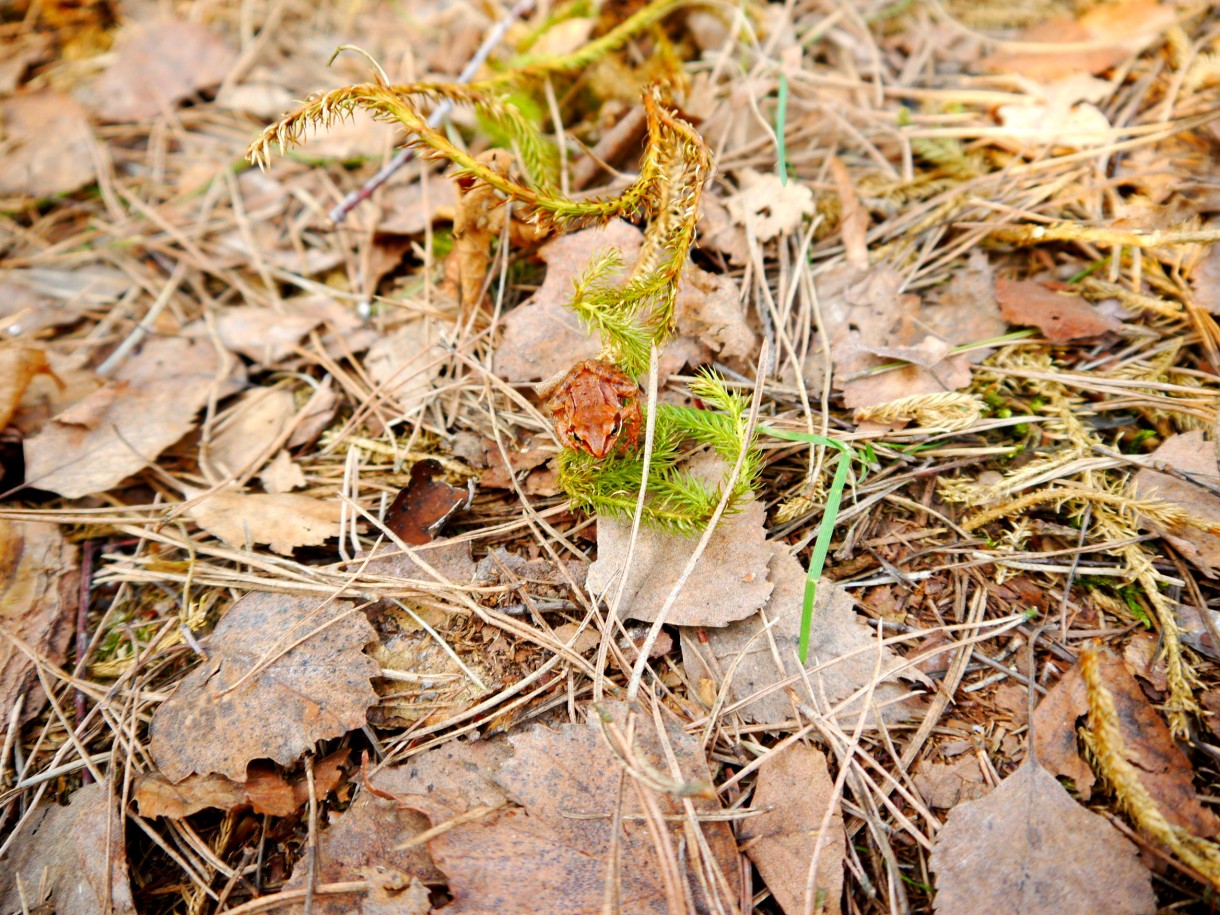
[538,359,642,458]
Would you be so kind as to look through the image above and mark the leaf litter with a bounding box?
[5,0,1220,912]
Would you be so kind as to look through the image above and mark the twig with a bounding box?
[326,0,537,225]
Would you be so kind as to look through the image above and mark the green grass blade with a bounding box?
[775,73,789,185]
[760,427,853,662]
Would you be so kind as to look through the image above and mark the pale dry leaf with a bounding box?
[0,264,127,337]
[679,542,929,726]
[922,250,1007,357]
[0,520,78,724]
[217,226,345,277]
[148,592,377,782]
[830,156,868,269]
[86,21,237,122]
[696,193,750,265]
[184,486,343,555]
[996,278,1121,342]
[997,101,1112,152]
[1191,244,1220,315]
[422,700,740,915]
[364,319,443,413]
[930,758,1154,915]
[12,351,102,436]
[493,219,726,381]
[259,449,306,493]
[200,386,296,482]
[1133,431,1220,575]
[0,783,137,915]
[203,305,327,365]
[912,756,991,809]
[740,744,845,915]
[280,740,511,915]
[24,336,224,498]
[725,169,814,242]
[0,91,96,199]
[0,345,49,428]
[586,497,773,626]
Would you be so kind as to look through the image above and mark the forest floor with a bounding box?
[2,0,1220,913]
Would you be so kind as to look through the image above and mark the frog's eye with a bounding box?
[568,428,584,445]
[609,413,622,436]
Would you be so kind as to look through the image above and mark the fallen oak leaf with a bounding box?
[929,756,1154,914]
[148,592,377,783]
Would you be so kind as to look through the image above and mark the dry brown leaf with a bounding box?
[740,744,845,915]
[259,449,307,493]
[996,75,1114,152]
[814,265,973,411]
[996,278,1121,343]
[24,337,224,498]
[696,192,750,265]
[364,319,443,413]
[830,156,868,269]
[148,592,377,782]
[204,304,328,365]
[586,496,773,626]
[930,758,1154,914]
[1133,431,1220,574]
[280,740,511,914]
[359,539,478,588]
[0,346,49,428]
[912,756,991,809]
[421,701,740,914]
[0,520,78,724]
[1192,244,1220,315]
[1032,663,1097,799]
[184,486,343,555]
[493,219,734,382]
[200,386,296,482]
[86,21,237,122]
[135,749,348,818]
[12,351,101,436]
[0,264,127,337]
[725,169,814,242]
[1089,648,1220,837]
[376,170,458,235]
[0,91,96,199]
[680,542,928,726]
[383,459,471,545]
[0,783,137,915]
[922,250,1007,357]
[980,1,1174,81]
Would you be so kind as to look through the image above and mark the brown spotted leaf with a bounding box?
[930,758,1153,914]
[149,592,377,782]
[0,783,136,915]
[384,460,471,545]
[740,744,845,915]
[0,519,78,724]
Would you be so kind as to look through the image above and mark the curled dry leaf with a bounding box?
[1133,430,1220,575]
[0,346,49,428]
[680,543,929,726]
[86,20,237,122]
[995,278,1121,343]
[0,782,137,915]
[149,592,378,783]
[280,740,512,914]
[184,486,343,556]
[740,744,845,915]
[383,459,471,546]
[420,701,740,914]
[0,91,96,199]
[0,520,78,724]
[586,497,773,626]
[24,337,224,499]
[134,749,348,819]
[930,758,1154,915]
[725,169,814,242]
